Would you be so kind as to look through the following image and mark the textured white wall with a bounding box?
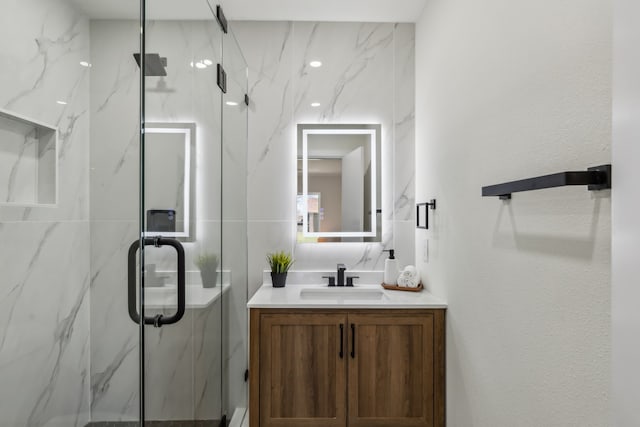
[612,0,640,425]
[415,0,611,425]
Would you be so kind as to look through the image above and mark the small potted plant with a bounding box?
[195,252,219,288]
[267,251,294,288]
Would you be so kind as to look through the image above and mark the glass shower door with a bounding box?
[138,0,226,424]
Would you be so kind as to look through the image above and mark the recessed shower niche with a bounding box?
[0,109,57,206]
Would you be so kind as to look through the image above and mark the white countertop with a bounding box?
[247,283,447,309]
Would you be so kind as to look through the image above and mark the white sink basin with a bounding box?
[299,287,386,300]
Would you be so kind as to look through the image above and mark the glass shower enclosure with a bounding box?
[0,0,248,425]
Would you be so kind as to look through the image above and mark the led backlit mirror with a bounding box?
[144,122,195,241]
[297,124,381,243]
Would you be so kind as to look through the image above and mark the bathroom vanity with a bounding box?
[248,274,447,427]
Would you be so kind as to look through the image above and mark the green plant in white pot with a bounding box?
[195,252,218,288]
[266,251,294,288]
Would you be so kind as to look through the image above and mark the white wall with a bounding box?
[233,22,416,296]
[341,146,364,233]
[307,174,342,232]
[415,0,611,425]
[612,0,640,424]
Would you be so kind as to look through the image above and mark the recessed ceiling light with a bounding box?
[203,59,213,66]
[309,61,322,68]
[195,62,206,69]
[226,101,239,106]
[311,102,321,107]
[57,100,67,105]
[79,61,91,67]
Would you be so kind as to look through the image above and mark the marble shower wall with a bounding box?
[0,0,91,426]
[232,22,416,296]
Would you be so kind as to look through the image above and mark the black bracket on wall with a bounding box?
[244,94,250,106]
[416,199,436,229]
[482,164,612,200]
[217,64,227,93]
[215,5,228,33]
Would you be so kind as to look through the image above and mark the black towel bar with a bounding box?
[482,164,611,200]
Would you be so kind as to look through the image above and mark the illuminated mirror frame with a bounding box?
[144,122,196,241]
[298,123,381,240]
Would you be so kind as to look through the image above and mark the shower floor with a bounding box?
[86,420,220,426]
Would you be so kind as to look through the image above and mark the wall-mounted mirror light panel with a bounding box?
[0,109,58,206]
[297,123,381,243]
[144,122,196,241]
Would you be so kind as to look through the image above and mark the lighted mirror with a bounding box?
[297,124,381,243]
[144,122,195,241]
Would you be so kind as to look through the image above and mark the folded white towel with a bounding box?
[396,274,409,287]
[403,265,419,279]
[397,265,420,288]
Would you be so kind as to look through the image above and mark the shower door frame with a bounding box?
[137,0,147,422]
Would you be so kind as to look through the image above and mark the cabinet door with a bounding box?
[348,311,443,427]
[259,312,348,427]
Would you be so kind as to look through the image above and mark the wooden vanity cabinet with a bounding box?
[250,309,445,427]
[255,312,348,427]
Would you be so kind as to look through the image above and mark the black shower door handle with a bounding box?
[127,237,186,327]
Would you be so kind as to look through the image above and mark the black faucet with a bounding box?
[337,263,347,287]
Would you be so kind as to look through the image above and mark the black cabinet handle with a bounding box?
[339,324,344,358]
[128,237,186,327]
[350,323,356,358]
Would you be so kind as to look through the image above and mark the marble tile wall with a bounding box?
[232,22,416,297]
[0,0,91,426]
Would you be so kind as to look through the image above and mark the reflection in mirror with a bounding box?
[297,124,381,243]
[144,122,196,241]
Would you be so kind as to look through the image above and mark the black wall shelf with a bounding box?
[482,164,611,200]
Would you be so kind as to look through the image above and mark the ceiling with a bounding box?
[68,0,427,22]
